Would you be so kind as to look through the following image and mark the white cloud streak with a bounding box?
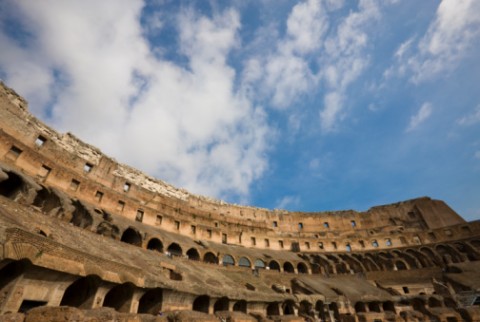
[0,1,271,201]
[406,102,433,132]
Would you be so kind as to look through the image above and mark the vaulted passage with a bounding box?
[233,300,247,313]
[186,248,200,261]
[283,262,294,273]
[71,200,93,229]
[204,252,218,264]
[60,275,101,309]
[138,288,163,314]
[213,297,229,312]
[32,186,62,216]
[267,302,280,316]
[0,259,28,292]
[120,228,142,246]
[193,295,210,313]
[103,283,134,312]
[167,243,182,257]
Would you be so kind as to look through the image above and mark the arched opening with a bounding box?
[266,302,280,316]
[238,257,251,268]
[254,259,265,269]
[0,259,28,297]
[268,260,281,271]
[283,300,295,315]
[329,302,340,321]
[214,297,229,312]
[355,302,366,313]
[395,260,408,270]
[186,248,200,261]
[420,247,441,265]
[297,262,308,274]
[436,244,463,263]
[299,300,313,319]
[454,242,480,261]
[204,252,218,264]
[283,261,294,273]
[71,200,93,229]
[167,243,182,257]
[383,301,395,312]
[406,249,431,267]
[120,228,142,246]
[0,171,25,200]
[33,187,62,215]
[233,300,247,313]
[103,283,134,312]
[60,275,101,308]
[222,254,235,266]
[138,288,163,314]
[193,295,210,313]
[147,238,163,253]
[368,301,381,313]
[316,301,326,321]
[96,221,120,240]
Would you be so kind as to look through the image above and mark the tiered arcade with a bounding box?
[0,82,479,321]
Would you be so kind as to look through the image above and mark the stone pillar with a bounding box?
[91,285,111,308]
[129,289,146,313]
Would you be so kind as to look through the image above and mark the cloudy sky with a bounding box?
[1,0,479,221]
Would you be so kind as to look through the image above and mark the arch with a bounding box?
[383,301,395,312]
[420,247,441,265]
[204,252,218,264]
[283,261,294,273]
[222,254,235,266]
[368,301,381,313]
[238,257,251,267]
[355,302,366,313]
[167,243,182,257]
[266,302,280,316]
[138,288,163,314]
[186,248,200,261]
[297,262,308,274]
[103,283,134,312]
[268,260,281,271]
[454,242,480,261]
[316,301,326,321]
[193,295,210,313]
[406,248,432,267]
[436,244,463,264]
[282,300,295,315]
[60,275,101,309]
[0,171,25,200]
[254,259,265,269]
[0,259,29,294]
[395,260,408,270]
[214,297,229,312]
[147,238,163,253]
[120,228,142,246]
[233,300,247,313]
[71,200,93,229]
[299,300,314,319]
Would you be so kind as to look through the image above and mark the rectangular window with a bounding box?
[70,179,80,191]
[35,135,47,147]
[273,221,278,228]
[346,244,351,252]
[298,222,303,229]
[95,191,104,202]
[84,162,93,173]
[136,209,144,222]
[7,145,22,160]
[38,165,51,178]
[385,238,392,246]
[123,182,131,192]
[372,240,379,247]
[359,240,365,248]
[175,220,180,230]
[222,233,227,244]
[117,200,125,212]
[279,240,284,248]
[318,242,324,249]
[324,222,329,229]
[402,286,409,294]
[156,215,162,225]
[305,242,310,249]
[428,232,437,241]
[251,237,256,246]
[265,239,270,247]
[332,241,337,249]
[207,229,212,238]
[351,220,356,227]
[191,225,196,234]
[399,236,407,245]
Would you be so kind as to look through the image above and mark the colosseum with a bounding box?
[0,81,479,322]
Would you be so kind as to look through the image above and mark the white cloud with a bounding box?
[406,102,433,132]
[389,0,480,83]
[0,1,271,201]
[457,105,480,126]
[275,195,300,209]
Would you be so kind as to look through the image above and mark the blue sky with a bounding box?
[1,0,479,221]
